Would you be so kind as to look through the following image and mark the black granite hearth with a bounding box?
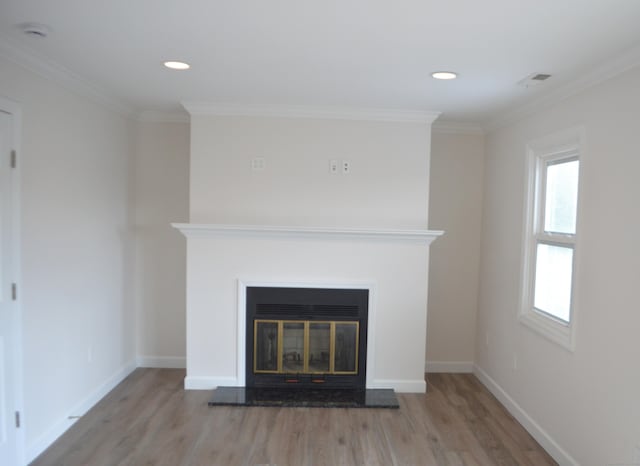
[208,387,399,408]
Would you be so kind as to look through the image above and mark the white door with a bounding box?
[0,109,20,465]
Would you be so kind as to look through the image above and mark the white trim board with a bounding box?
[485,43,640,132]
[182,102,441,123]
[26,360,137,464]
[425,361,474,373]
[184,376,238,390]
[184,377,426,394]
[0,96,25,466]
[473,364,578,466]
[432,121,485,135]
[173,223,444,244]
[0,38,133,117]
[369,379,426,393]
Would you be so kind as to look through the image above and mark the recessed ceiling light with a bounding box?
[431,71,458,80]
[164,61,190,70]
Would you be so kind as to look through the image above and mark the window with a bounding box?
[520,128,583,350]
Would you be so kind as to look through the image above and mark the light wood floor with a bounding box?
[32,369,557,466]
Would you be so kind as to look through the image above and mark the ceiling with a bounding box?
[1,0,640,127]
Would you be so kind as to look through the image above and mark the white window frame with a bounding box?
[519,127,584,351]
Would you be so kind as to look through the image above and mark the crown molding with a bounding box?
[485,42,640,132]
[182,102,441,124]
[0,36,134,117]
[137,110,189,123]
[432,120,485,135]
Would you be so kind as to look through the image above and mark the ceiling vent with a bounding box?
[19,22,51,39]
[518,72,552,88]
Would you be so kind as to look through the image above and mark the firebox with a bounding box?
[246,286,368,389]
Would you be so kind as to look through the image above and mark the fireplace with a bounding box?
[246,286,368,389]
[174,222,443,394]
[208,284,400,407]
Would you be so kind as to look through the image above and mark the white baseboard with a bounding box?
[369,379,426,393]
[136,356,186,369]
[425,360,474,373]
[26,359,137,464]
[184,376,238,390]
[473,364,578,466]
[185,376,427,393]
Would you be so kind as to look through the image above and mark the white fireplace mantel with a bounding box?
[172,223,444,243]
[175,222,444,393]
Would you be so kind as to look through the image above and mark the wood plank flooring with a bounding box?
[31,369,557,466]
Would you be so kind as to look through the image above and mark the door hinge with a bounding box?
[10,149,16,169]
[11,283,17,301]
[15,411,20,428]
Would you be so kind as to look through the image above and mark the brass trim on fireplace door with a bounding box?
[303,322,310,373]
[253,319,359,375]
[277,321,284,373]
[329,322,336,373]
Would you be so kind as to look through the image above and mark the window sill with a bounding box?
[519,309,575,352]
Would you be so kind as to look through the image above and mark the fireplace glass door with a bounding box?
[254,321,278,372]
[282,322,304,372]
[254,320,359,375]
[308,323,330,372]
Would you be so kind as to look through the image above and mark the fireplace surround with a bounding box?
[173,223,443,393]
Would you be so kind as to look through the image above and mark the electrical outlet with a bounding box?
[329,159,339,173]
[342,160,351,174]
[251,157,265,171]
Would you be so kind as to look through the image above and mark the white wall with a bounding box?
[134,120,189,367]
[476,65,640,465]
[189,115,432,228]
[426,131,484,370]
[0,56,136,462]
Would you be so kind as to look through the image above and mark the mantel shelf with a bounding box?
[172,223,444,243]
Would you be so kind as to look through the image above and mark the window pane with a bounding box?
[534,243,573,322]
[544,159,579,234]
